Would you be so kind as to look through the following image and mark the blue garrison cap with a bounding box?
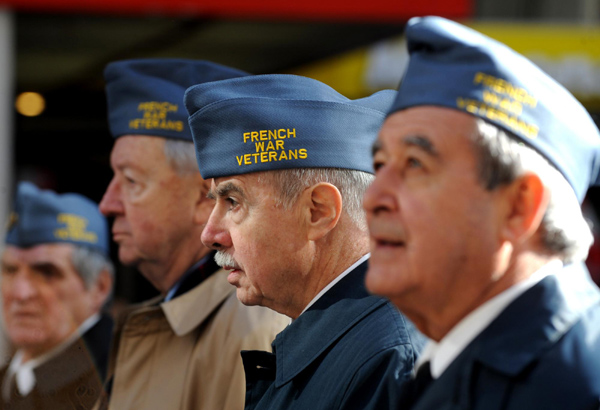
[5,182,109,256]
[389,16,600,203]
[184,74,396,178]
[104,58,249,141]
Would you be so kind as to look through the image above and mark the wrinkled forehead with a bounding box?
[212,171,276,192]
[376,106,480,154]
[110,134,167,166]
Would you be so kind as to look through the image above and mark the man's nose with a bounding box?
[363,173,397,216]
[10,273,38,301]
[99,177,124,217]
[201,213,232,250]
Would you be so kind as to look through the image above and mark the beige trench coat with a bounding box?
[104,269,288,410]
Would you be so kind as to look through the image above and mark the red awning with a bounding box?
[3,0,472,21]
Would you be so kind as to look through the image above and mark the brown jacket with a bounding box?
[0,337,104,410]
[105,269,288,410]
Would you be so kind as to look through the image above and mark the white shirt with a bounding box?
[416,260,562,379]
[298,253,370,318]
[2,313,100,400]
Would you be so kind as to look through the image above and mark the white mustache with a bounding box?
[214,251,240,270]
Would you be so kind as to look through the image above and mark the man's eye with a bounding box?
[407,157,423,169]
[226,197,239,209]
[123,176,144,195]
[373,161,384,172]
[1,266,16,276]
[39,267,59,279]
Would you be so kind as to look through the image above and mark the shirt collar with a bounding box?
[416,260,562,379]
[298,253,370,318]
[164,254,211,302]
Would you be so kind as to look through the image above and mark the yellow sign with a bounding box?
[128,101,184,132]
[237,128,307,166]
[452,72,540,139]
[54,213,98,244]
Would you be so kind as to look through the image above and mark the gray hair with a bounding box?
[472,119,593,263]
[163,139,200,176]
[267,168,374,231]
[70,245,114,289]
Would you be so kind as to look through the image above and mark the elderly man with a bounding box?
[185,74,425,410]
[99,59,288,410]
[364,16,600,410]
[0,182,114,409]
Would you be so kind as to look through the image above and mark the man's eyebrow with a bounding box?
[403,135,439,157]
[210,182,246,200]
[31,261,60,274]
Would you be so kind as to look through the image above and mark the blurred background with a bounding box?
[0,0,599,309]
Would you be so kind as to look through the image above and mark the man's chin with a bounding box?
[236,288,261,307]
[365,264,401,298]
[9,332,50,350]
[117,248,143,267]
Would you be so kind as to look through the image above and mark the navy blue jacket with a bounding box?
[82,313,114,383]
[242,260,426,410]
[405,262,600,410]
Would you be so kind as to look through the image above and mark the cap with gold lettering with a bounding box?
[184,74,396,178]
[389,16,600,203]
[5,182,109,255]
[104,58,249,141]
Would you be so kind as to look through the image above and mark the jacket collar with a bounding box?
[33,337,99,393]
[161,268,235,336]
[273,260,386,387]
[473,262,600,376]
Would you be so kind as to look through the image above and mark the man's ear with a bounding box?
[303,182,343,241]
[501,172,549,244]
[194,177,215,225]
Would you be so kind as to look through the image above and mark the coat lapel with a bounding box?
[161,269,235,336]
[475,262,599,376]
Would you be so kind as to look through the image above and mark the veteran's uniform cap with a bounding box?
[5,182,110,256]
[184,74,396,179]
[389,16,600,203]
[104,58,249,141]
